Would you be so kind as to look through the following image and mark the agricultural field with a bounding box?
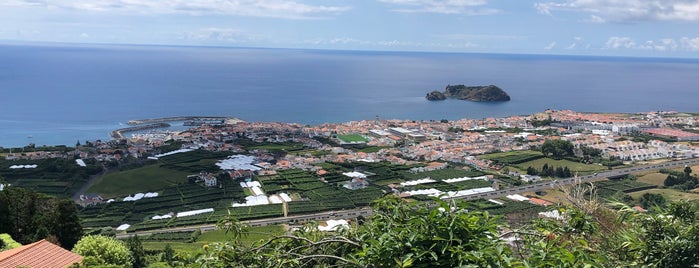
[0,157,103,198]
[273,169,384,212]
[139,225,286,253]
[515,158,607,175]
[82,166,385,232]
[478,150,544,165]
[80,178,248,231]
[78,156,575,234]
[593,179,656,198]
[629,188,699,202]
[337,134,369,143]
[87,165,192,198]
[637,172,669,186]
[87,150,232,198]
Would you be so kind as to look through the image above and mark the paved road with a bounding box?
[116,207,372,239]
[117,158,698,238]
[448,157,699,201]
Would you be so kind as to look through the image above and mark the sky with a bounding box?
[1,0,699,57]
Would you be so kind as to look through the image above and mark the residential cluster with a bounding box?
[3,110,698,181]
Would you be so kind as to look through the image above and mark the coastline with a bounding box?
[110,123,172,140]
[111,116,245,140]
[127,116,243,125]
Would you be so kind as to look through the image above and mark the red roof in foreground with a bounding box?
[0,239,83,268]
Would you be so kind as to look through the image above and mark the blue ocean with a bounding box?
[1,43,698,148]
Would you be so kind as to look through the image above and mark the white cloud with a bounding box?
[565,36,586,49]
[437,33,523,41]
[680,37,699,50]
[1,0,350,19]
[184,28,256,42]
[305,37,372,46]
[305,37,419,47]
[303,37,479,49]
[544,41,556,49]
[605,37,636,49]
[604,36,699,51]
[535,0,699,22]
[379,0,499,15]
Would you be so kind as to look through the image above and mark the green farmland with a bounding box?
[139,225,286,253]
[87,165,192,198]
[337,134,369,143]
[515,158,607,174]
[88,150,232,198]
[478,150,544,165]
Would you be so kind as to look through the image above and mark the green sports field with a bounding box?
[337,134,369,143]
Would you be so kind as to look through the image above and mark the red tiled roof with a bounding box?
[632,205,647,213]
[0,239,83,268]
[529,197,554,206]
[644,128,699,138]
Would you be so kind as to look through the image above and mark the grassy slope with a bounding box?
[637,173,668,186]
[515,158,607,174]
[141,225,286,253]
[629,188,699,202]
[87,165,191,198]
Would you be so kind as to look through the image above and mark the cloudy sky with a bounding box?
[2,0,699,57]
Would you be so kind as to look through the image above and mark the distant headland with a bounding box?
[426,85,510,102]
[110,116,244,140]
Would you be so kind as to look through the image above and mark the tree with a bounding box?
[541,139,574,159]
[563,166,572,178]
[580,145,602,157]
[126,235,146,268]
[0,233,21,250]
[640,193,666,209]
[354,196,513,267]
[526,166,538,175]
[684,166,692,177]
[609,200,699,268]
[542,163,549,176]
[0,187,82,248]
[162,244,174,265]
[54,199,83,249]
[555,166,565,177]
[72,235,133,267]
[33,226,50,242]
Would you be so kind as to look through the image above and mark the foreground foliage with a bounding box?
[0,186,82,249]
[198,196,513,267]
[190,189,699,268]
[72,235,133,267]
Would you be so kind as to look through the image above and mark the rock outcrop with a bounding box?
[426,85,510,102]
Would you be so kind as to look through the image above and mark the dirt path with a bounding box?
[72,164,107,202]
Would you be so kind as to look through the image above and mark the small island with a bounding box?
[426,84,510,102]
